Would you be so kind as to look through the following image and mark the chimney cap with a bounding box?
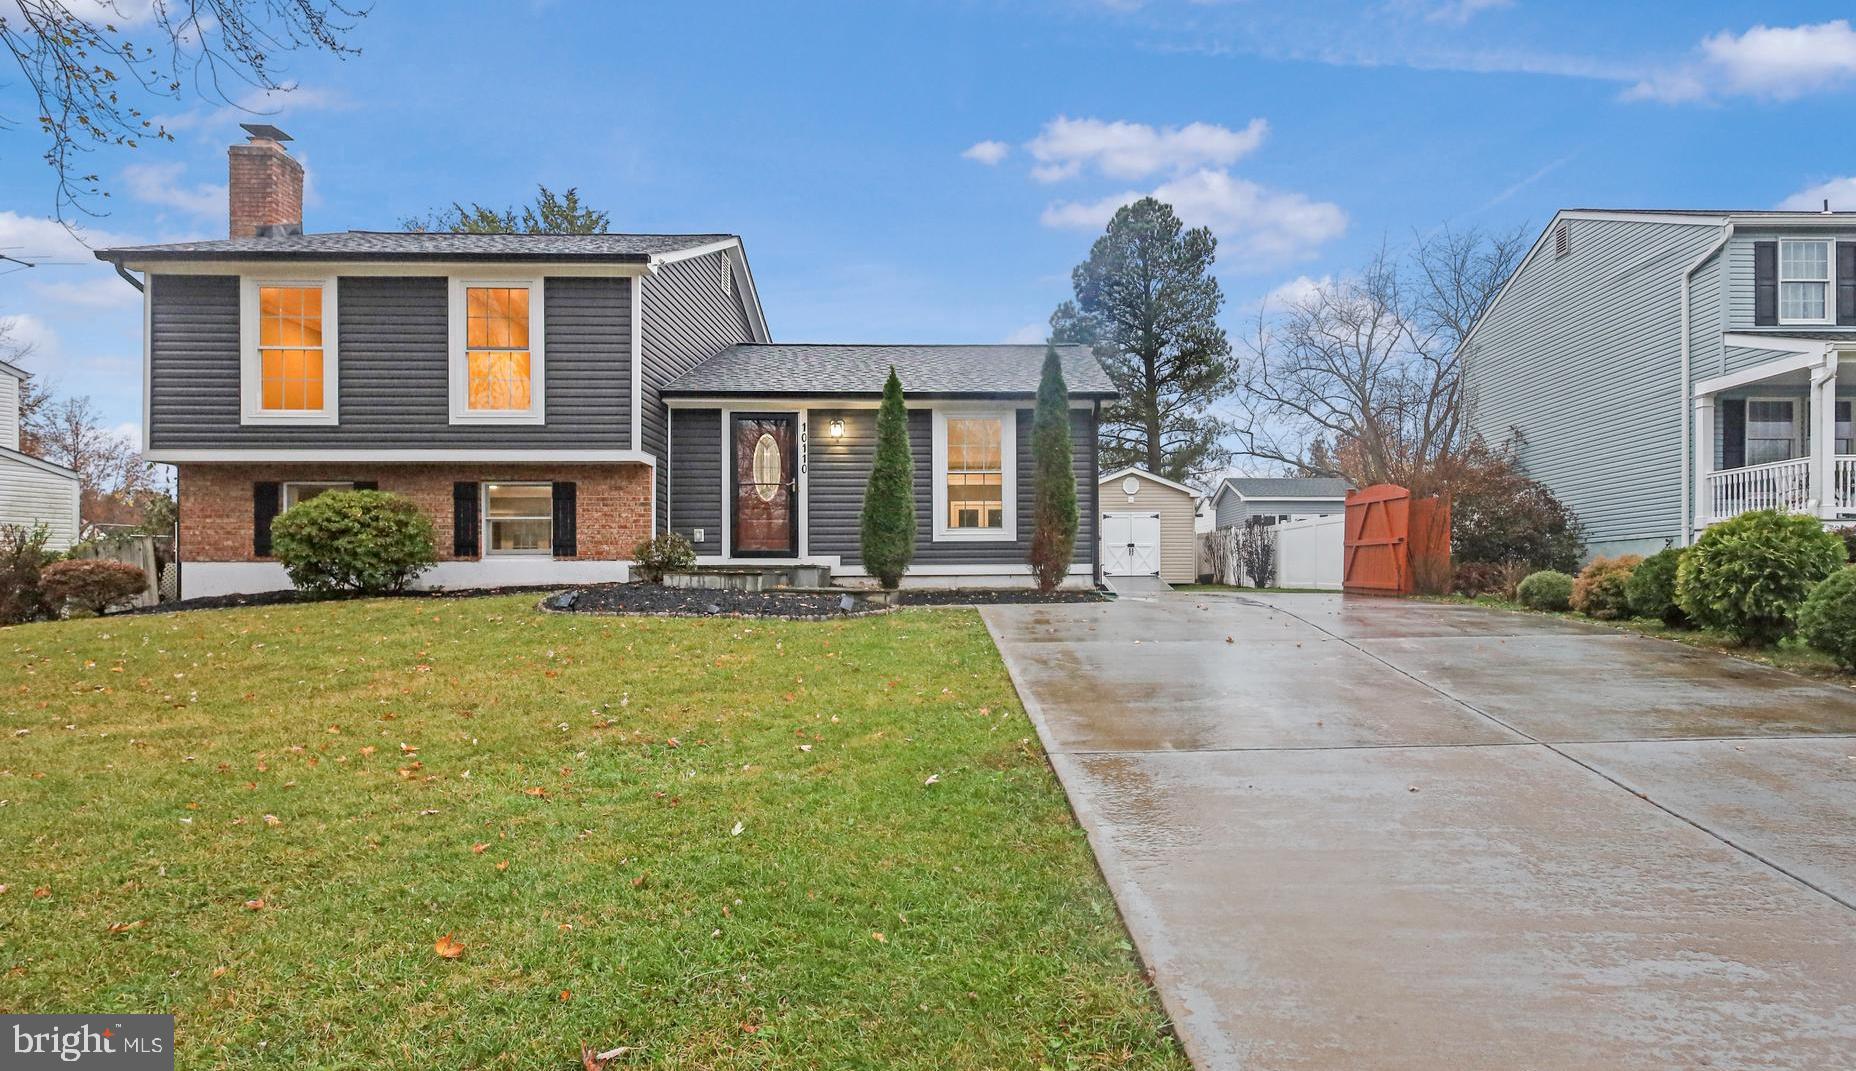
[239,123,292,143]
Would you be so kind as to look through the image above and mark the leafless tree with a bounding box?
[0,0,366,217]
[1232,225,1528,493]
[1238,518,1276,588]
[25,394,165,527]
[0,318,51,439]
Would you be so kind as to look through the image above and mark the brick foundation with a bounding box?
[177,463,653,562]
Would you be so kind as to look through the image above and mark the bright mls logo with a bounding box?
[5,1016,173,1069]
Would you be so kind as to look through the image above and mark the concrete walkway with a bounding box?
[982,593,1856,1071]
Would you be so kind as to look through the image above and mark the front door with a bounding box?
[732,414,797,556]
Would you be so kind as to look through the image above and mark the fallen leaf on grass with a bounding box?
[471,843,489,854]
[107,920,146,934]
[243,899,265,911]
[433,933,465,960]
[730,821,744,837]
[871,931,886,943]
[923,774,940,786]
[261,814,282,828]
[560,989,572,1002]
[580,1043,634,1071]
[496,860,509,872]
[525,786,549,799]
[631,873,648,889]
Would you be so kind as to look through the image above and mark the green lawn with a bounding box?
[0,596,1185,1070]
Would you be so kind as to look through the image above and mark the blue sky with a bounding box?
[4,0,1856,458]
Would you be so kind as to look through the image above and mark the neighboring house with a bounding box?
[1209,477,1351,530]
[0,359,81,551]
[1464,208,1856,557]
[96,126,1112,597]
[1096,466,1198,584]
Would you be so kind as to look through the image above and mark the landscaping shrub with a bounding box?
[1446,437,1585,573]
[1625,547,1688,626]
[0,524,58,624]
[1799,567,1856,669]
[1833,526,1856,563]
[1516,569,1574,612]
[860,367,915,588]
[1571,554,1641,620]
[41,559,148,616]
[1027,347,1077,592]
[1453,559,1530,600]
[1677,509,1845,646]
[1239,518,1277,588]
[632,532,696,583]
[269,490,436,595]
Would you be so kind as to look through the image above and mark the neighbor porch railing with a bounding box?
[1703,456,1813,523]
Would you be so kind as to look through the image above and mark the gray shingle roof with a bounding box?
[96,231,734,262]
[1220,476,1352,500]
[662,343,1117,398]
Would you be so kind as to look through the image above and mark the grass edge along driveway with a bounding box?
[0,595,1185,1071]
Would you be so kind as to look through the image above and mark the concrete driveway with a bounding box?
[982,593,1856,1071]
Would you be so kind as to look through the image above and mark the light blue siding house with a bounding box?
[1209,477,1351,530]
[1463,209,1856,558]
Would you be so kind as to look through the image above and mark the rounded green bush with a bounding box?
[1625,547,1688,625]
[1799,567,1856,669]
[1676,509,1846,647]
[270,490,437,595]
[1516,569,1574,612]
[1571,554,1640,620]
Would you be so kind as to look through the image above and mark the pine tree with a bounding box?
[1028,347,1078,591]
[861,368,916,588]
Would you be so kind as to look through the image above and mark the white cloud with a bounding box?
[1026,116,1268,183]
[28,278,143,311]
[0,210,138,263]
[1394,0,1512,26]
[121,162,227,218]
[1042,169,1347,263]
[1261,274,1332,310]
[0,313,61,361]
[962,140,1010,165]
[1778,176,1856,212]
[1002,322,1048,345]
[1627,20,1856,103]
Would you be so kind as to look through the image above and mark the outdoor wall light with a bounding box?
[828,419,845,438]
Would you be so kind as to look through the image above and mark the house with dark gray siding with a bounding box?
[1463,208,1856,558]
[97,127,1112,597]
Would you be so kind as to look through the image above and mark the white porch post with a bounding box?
[1692,393,1714,534]
[1813,348,1838,518]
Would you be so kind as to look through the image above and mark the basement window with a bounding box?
[484,482,552,555]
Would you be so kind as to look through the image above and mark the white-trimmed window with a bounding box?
[449,278,545,424]
[484,482,552,555]
[1838,400,1854,456]
[282,481,353,510]
[1779,240,1832,324]
[240,277,338,425]
[1745,398,1798,466]
[931,409,1015,541]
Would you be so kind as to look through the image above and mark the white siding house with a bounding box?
[0,360,81,550]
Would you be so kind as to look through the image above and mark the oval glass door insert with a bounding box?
[752,433,782,502]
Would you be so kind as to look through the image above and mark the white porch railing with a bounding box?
[1838,456,1856,516]
[1703,456,1813,523]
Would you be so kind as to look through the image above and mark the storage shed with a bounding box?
[1097,466,1198,583]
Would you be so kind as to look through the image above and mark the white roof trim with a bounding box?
[144,448,658,464]
[0,358,28,381]
[1722,332,1846,355]
[1694,344,1830,396]
[1098,465,1198,496]
[649,237,772,343]
[0,445,79,479]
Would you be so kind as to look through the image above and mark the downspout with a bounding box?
[1679,222,1733,545]
[113,262,145,292]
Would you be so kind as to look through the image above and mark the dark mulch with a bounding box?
[544,584,888,619]
[120,584,576,617]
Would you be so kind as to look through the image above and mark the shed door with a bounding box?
[1101,512,1161,576]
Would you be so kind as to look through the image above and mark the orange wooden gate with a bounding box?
[1343,484,1451,596]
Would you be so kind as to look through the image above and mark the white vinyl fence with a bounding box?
[1273,514,1344,590]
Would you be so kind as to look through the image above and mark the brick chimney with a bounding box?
[227,123,304,239]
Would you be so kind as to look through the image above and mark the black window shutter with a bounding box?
[453,482,480,557]
[1837,242,1856,326]
[252,482,281,557]
[1721,399,1746,470]
[552,482,578,558]
[1753,241,1778,326]
[352,480,378,492]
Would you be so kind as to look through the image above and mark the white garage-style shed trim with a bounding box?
[1097,466,1199,583]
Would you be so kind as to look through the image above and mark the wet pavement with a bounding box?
[981,592,1856,1071]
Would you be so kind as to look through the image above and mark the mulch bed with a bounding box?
[107,582,1108,621]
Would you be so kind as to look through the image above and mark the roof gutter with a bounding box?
[1679,221,1734,545]
[111,262,144,292]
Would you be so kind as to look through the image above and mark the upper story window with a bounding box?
[1779,239,1832,324]
[931,409,1016,541]
[240,277,338,425]
[449,278,545,424]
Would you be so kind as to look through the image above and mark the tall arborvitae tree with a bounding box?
[1028,347,1078,591]
[1051,196,1235,484]
[860,368,916,588]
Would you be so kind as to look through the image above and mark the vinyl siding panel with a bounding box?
[1213,490,1247,529]
[1464,216,1723,554]
[0,457,80,550]
[668,408,723,556]
[0,368,19,450]
[808,406,1096,568]
[1212,492,1342,530]
[1689,252,1723,379]
[1721,344,1806,377]
[146,274,632,449]
[1099,474,1196,582]
[639,253,753,529]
